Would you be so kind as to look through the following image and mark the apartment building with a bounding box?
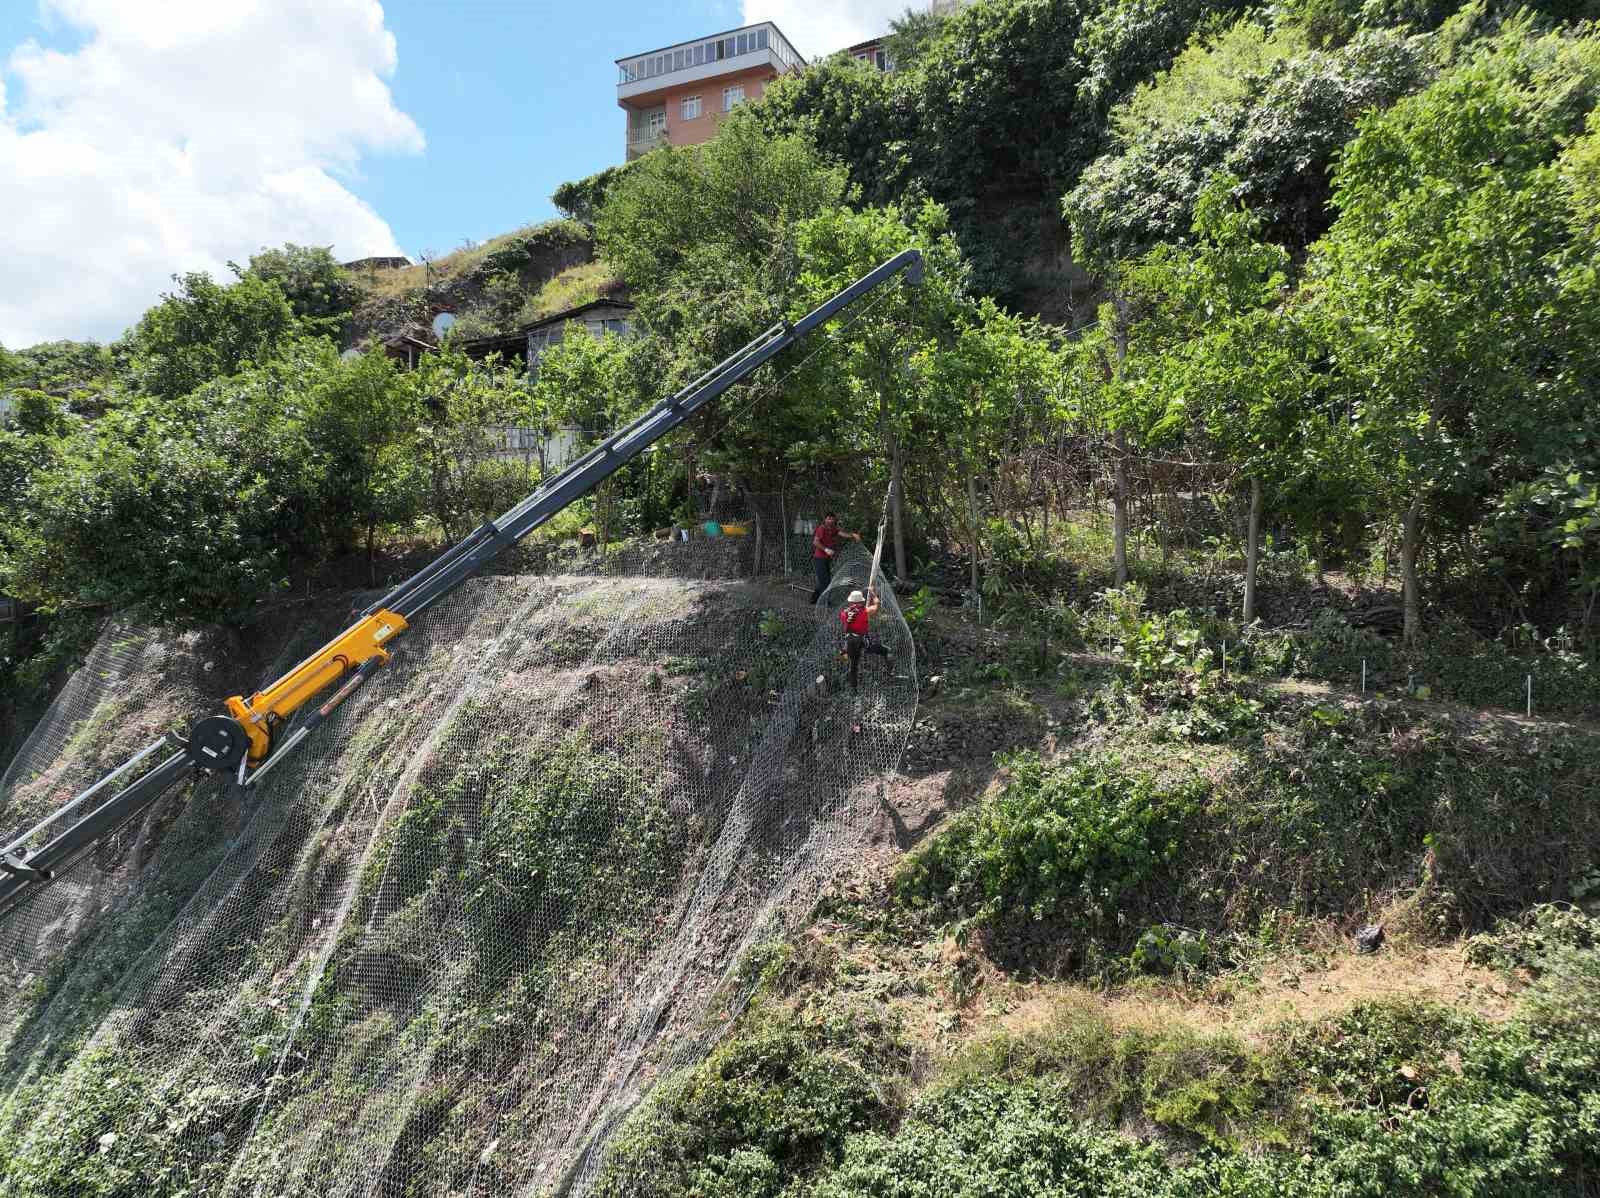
[843,37,891,72]
[615,22,805,160]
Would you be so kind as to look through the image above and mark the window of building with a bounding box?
[681,95,702,120]
[756,28,769,50]
[722,85,744,111]
[674,48,685,70]
[647,109,666,136]
[693,43,704,65]
[736,33,748,54]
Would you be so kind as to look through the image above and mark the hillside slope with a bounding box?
[0,550,915,1195]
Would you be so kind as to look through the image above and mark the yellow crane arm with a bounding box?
[219,609,408,764]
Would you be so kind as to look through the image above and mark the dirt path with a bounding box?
[1259,674,1600,736]
[1001,641,1600,738]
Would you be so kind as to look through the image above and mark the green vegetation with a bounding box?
[599,909,1600,1197]
[237,243,362,325]
[0,1045,250,1197]
[594,1012,900,1198]
[896,754,1207,964]
[3,340,530,627]
[130,270,298,403]
[461,730,678,974]
[895,698,1600,972]
[8,0,1600,1191]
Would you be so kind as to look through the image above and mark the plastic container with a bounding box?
[703,521,722,538]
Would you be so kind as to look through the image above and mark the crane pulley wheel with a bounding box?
[187,715,250,771]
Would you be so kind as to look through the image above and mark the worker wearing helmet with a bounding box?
[838,587,890,696]
[811,513,862,603]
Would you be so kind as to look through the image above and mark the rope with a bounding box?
[868,478,891,594]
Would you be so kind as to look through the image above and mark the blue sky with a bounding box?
[0,0,903,346]
[351,0,741,255]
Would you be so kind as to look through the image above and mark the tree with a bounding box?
[1116,183,1305,615]
[595,113,847,306]
[913,300,1059,595]
[130,271,297,401]
[594,112,853,511]
[3,340,429,628]
[786,203,969,580]
[300,349,425,572]
[239,244,361,326]
[1066,27,1432,269]
[405,350,534,542]
[884,6,948,71]
[1307,19,1600,644]
[7,364,319,628]
[1109,17,1309,146]
[6,340,121,400]
[551,162,637,226]
[530,326,652,545]
[747,57,911,210]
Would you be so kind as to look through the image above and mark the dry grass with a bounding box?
[1093,943,1520,1045]
[352,223,567,301]
[820,930,1522,1084]
[354,248,622,343]
[517,259,621,325]
[352,243,490,301]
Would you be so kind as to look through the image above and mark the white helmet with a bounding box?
[847,590,866,604]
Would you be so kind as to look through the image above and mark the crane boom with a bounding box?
[0,249,923,920]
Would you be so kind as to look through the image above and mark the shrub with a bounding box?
[552,164,637,226]
[1464,903,1600,974]
[0,1047,253,1196]
[593,1016,899,1198]
[894,751,1206,968]
[1290,608,1395,681]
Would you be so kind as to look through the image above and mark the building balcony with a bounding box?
[626,129,667,159]
[616,21,804,107]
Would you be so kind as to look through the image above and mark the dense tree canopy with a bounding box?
[1065,25,1433,267]
[130,271,298,402]
[595,115,847,310]
[6,0,1600,658]
[238,243,361,325]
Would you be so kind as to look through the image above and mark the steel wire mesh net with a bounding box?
[0,535,914,1195]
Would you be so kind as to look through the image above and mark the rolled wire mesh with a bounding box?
[0,533,914,1196]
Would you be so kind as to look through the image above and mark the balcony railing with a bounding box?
[617,22,804,90]
[626,129,667,159]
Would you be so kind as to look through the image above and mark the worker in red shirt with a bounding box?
[839,587,891,697]
[810,512,861,603]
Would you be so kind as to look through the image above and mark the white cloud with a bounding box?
[742,0,909,60]
[0,0,422,347]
